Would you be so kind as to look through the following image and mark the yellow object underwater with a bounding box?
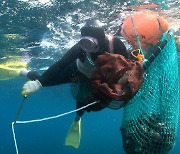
[0,61,27,80]
[65,119,81,149]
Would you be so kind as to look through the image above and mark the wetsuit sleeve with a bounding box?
[37,43,84,86]
[27,71,41,80]
[113,37,129,58]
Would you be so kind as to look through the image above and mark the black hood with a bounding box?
[80,19,106,52]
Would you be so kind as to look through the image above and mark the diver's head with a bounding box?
[120,10,169,50]
[79,19,105,53]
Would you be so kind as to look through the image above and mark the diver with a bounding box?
[21,19,128,149]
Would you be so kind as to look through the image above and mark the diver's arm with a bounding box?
[113,37,129,58]
[21,43,84,96]
[26,70,41,80]
[37,43,84,86]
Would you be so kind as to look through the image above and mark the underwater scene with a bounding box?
[0,0,180,154]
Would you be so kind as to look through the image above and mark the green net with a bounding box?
[71,80,91,103]
[121,32,179,153]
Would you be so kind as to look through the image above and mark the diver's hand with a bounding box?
[22,80,42,96]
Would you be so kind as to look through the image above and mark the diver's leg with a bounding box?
[75,101,85,122]
[65,101,84,149]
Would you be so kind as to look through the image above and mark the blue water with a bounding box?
[1,79,124,154]
[0,0,180,154]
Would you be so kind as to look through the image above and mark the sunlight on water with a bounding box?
[19,0,53,6]
[40,40,59,49]
[1,0,180,71]
[0,1,180,154]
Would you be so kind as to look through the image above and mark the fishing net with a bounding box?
[71,80,111,112]
[71,80,91,103]
[120,32,179,153]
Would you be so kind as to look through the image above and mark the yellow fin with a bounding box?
[0,61,27,80]
[65,119,81,149]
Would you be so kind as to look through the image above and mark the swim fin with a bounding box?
[65,118,81,149]
[0,61,27,80]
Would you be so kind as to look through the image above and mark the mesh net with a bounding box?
[121,33,179,153]
[71,80,91,103]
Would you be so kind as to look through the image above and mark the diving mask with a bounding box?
[79,36,99,53]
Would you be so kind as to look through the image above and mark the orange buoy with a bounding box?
[121,10,169,49]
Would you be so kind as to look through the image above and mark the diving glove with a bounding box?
[22,80,42,96]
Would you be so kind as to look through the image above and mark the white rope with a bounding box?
[11,101,98,154]
[11,122,19,154]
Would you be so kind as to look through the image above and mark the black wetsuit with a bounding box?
[27,36,128,117]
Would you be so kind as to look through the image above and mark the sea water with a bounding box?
[0,0,180,153]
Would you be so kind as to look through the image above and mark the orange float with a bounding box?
[121,10,170,49]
